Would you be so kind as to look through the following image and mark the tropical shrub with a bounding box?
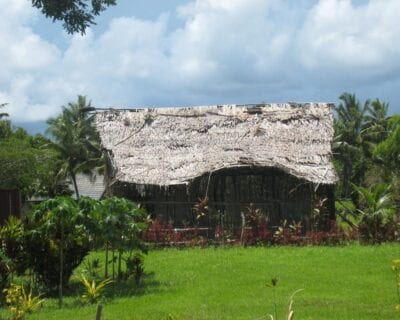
[98,197,148,280]
[78,275,113,304]
[0,216,28,276]
[0,249,13,291]
[353,184,398,243]
[142,218,175,244]
[81,258,102,280]
[125,253,145,284]
[26,197,92,290]
[3,284,44,320]
[241,203,271,245]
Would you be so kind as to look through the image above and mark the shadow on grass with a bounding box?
[43,271,162,304]
[104,272,163,298]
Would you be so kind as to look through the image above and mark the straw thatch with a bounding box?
[95,103,337,186]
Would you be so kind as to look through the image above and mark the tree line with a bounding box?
[333,93,399,242]
[0,96,102,199]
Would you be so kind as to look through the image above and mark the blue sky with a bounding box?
[1,0,399,132]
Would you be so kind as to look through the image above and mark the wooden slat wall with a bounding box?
[0,189,21,224]
[111,167,333,229]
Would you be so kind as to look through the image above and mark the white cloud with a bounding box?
[1,0,400,122]
[298,0,400,74]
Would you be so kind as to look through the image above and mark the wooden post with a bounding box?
[96,304,102,320]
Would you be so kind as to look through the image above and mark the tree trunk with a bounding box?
[117,249,122,280]
[104,242,109,278]
[112,248,115,280]
[59,220,64,308]
[71,172,80,199]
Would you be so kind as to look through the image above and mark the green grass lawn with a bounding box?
[6,244,400,320]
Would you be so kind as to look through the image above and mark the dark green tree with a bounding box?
[0,128,43,195]
[31,0,117,34]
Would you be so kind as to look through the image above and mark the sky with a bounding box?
[1,0,400,132]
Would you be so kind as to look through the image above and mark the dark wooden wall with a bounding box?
[111,167,334,229]
[0,189,21,224]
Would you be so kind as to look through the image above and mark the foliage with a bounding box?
[0,123,64,197]
[98,197,148,279]
[125,253,145,284]
[0,216,28,275]
[3,284,44,320]
[353,183,398,243]
[142,219,207,246]
[0,132,42,195]
[192,196,209,222]
[32,0,116,34]
[374,115,400,174]
[46,95,103,198]
[0,249,13,290]
[333,93,369,198]
[333,93,393,204]
[26,197,92,291]
[78,275,113,304]
[240,203,270,245]
[363,99,390,151]
[81,258,101,279]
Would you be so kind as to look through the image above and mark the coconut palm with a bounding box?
[353,183,395,243]
[46,96,102,198]
[362,99,390,152]
[334,93,369,198]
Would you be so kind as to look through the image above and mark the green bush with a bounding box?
[0,249,13,291]
[26,197,92,289]
[3,284,44,320]
[0,217,29,276]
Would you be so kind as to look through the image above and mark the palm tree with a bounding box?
[362,99,390,151]
[46,96,102,198]
[353,183,395,243]
[334,93,369,198]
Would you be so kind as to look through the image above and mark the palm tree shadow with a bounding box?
[104,271,162,298]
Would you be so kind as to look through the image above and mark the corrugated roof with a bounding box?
[71,173,106,200]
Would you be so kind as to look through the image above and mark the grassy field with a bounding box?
[5,244,400,320]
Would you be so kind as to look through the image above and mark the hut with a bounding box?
[95,103,337,231]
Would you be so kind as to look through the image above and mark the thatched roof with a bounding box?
[95,103,337,186]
